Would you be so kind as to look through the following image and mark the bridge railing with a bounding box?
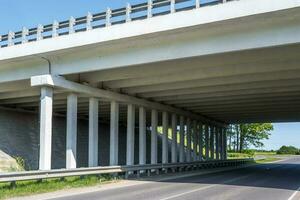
[0,0,230,48]
[0,159,252,186]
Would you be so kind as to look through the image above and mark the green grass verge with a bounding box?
[0,174,117,200]
[255,157,281,164]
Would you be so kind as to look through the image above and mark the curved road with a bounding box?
[50,157,300,200]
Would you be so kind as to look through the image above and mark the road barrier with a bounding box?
[0,159,253,186]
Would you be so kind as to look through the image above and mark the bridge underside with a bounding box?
[1,43,300,124]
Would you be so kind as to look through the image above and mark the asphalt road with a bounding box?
[51,157,300,200]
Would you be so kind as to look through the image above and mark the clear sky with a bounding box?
[1,0,300,150]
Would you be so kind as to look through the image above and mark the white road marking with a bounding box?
[287,186,300,200]
[159,174,253,200]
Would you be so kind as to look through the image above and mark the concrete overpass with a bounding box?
[0,0,300,171]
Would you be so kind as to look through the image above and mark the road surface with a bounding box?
[48,157,300,200]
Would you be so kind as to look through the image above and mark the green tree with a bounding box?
[277,145,300,155]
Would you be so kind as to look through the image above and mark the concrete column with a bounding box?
[39,86,53,170]
[224,128,228,160]
[66,93,77,169]
[210,126,215,160]
[205,124,209,161]
[215,127,219,160]
[186,118,191,162]
[88,97,99,167]
[126,104,135,166]
[139,106,146,165]
[198,123,203,161]
[179,116,185,163]
[162,111,169,164]
[220,127,224,160]
[171,114,177,163]
[151,109,158,164]
[110,101,119,166]
[193,120,198,161]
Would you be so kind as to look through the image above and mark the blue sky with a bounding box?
[1,0,300,150]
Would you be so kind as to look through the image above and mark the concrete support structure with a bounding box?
[179,116,185,163]
[209,126,215,160]
[171,114,177,163]
[162,111,169,164]
[151,109,158,164]
[186,118,191,162]
[198,123,203,161]
[126,104,135,166]
[220,127,224,160]
[110,101,119,166]
[223,128,228,160]
[139,106,146,165]
[66,93,77,169]
[193,120,198,161]
[205,125,209,161]
[88,97,99,167]
[215,127,220,160]
[39,87,53,170]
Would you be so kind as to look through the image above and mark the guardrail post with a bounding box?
[179,116,185,163]
[39,86,53,170]
[171,114,177,163]
[52,20,59,37]
[151,109,158,166]
[106,8,112,27]
[110,101,119,166]
[162,111,169,164]
[22,27,29,44]
[126,3,132,22]
[147,0,153,18]
[69,16,76,34]
[66,93,78,169]
[8,31,15,46]
[37,24,44,41]
[196,0,200,8]
[170,0,176,13]
[89,97,99,167]
[86,12,93,31]
[139,106,146,172]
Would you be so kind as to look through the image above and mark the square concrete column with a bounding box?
[110,101,119,166]
[88,97,98,167]
[126,104,135,166]
[179,116,185,163]
[139,106,146,165]
[39,86,53,170]
[193,120,198,161]
[162,111,169,164]
[220,127,224,160]
[205,125,209,161]
[198,123,203,161]
[223,128,227,160]
[171,114,177,163]
[215,127,220,160]
[66,93,77,169]
[151,109,158,164]
[186,118,191,162]
[210,126,215,160]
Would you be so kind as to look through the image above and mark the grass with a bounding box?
[255,157,281,163]
[0,174,117,200]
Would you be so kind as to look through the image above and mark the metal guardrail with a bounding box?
[0,159,252,184]
[0,0,231,48]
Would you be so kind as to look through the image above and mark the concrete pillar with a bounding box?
[186,118,191,162]
[66,93,77,169]
[210,126,215,160]
[126,104,135,166]
[179,116,185,163]
[205,124,209,161]
[220,127,224,160]
[151,109,158,164]
[139,106,146,165]
[88,97,99,167]
[39,86,53,170]
[193,120,198,161]
[215,127,219,160]
[171,114,177,163]
[110,101,119,166]
[224,128,227,160]
[198,123,203,161]
[162,111,169,164]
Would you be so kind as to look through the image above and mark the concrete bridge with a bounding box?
[0,0,299,171]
